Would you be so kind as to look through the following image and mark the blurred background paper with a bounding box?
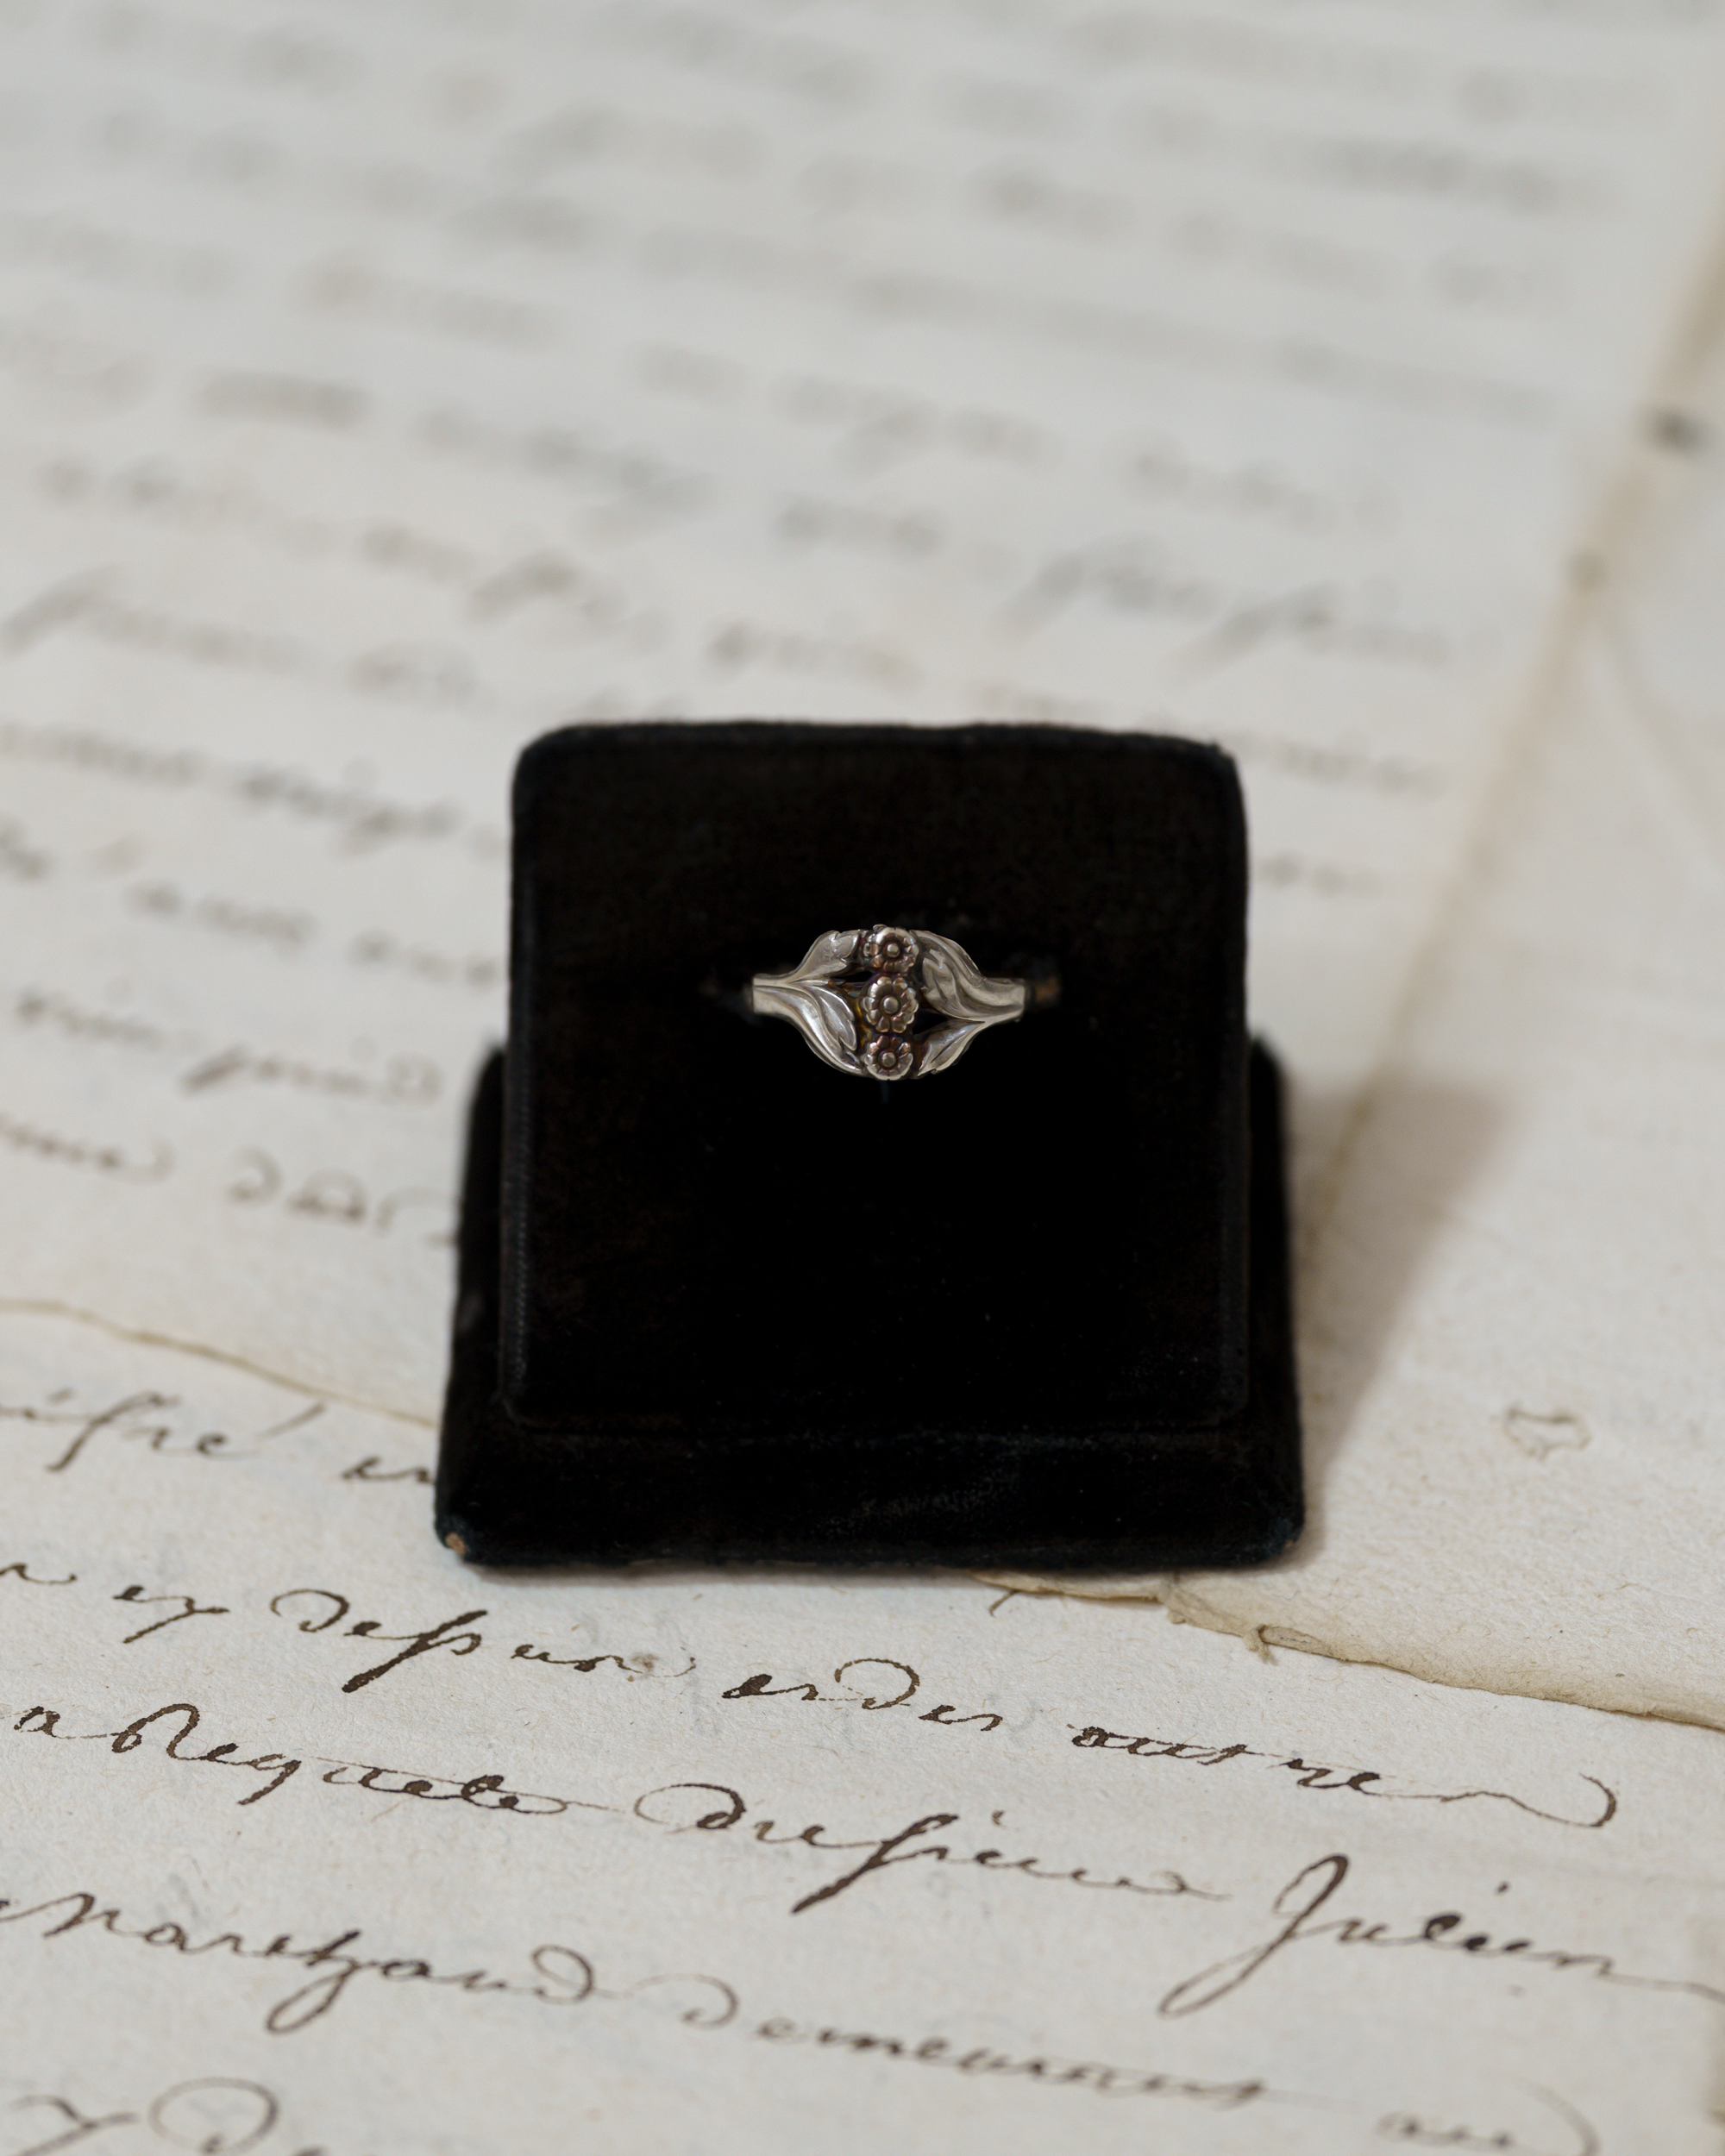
[6,0,1725,1415]
[994,338,1725,1728]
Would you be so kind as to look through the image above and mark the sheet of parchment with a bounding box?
[7,8,1725,2140]
[994,309,1725,1730]
[5,1305,1725,2153]
[7,0,1725,1414]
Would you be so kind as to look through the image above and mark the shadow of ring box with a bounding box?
[436,723,1302,1569]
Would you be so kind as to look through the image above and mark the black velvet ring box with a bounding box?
[436,722,1302,1568]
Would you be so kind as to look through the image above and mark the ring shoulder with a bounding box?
[919,935,1027,1025]
[747,975,864,1075]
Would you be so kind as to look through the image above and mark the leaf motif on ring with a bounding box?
[916,1019,990,1078]
[788,983,862,1069]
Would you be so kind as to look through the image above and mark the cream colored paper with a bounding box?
[5,1307,1725,2154]
[1000,303,1725,1733]
[7,0,1725,1410]
[7,3,1725,2145]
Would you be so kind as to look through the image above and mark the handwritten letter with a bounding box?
[5,3,1725,2147]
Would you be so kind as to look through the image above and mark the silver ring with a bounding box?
[748,924,1026,1081]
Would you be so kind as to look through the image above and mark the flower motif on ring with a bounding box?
[864,1032,917,1080]
[863,975,919,1034]
[863,924,919,976]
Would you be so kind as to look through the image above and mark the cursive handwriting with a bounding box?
[14,1683,1709,2040]
[0,1684,1653,2145]
[267,1585,674,1690]
[1376,2087,1601,2156]
[720,1659,1001,1730]
[630,1781,1220,1916]
[8,1391,327,1475]
[513,1640,693,1678]
[5,2075,329,2156]
[222,1150,453,1244]
[0,1558,76,1587]
[1071,1725,1617,1829]
[268,1588,486,1691]
[0,1525,1637,1839]
[0,717,471,860]
[10,1694,1215,1921]
[182,1041,441,1106]
[12,1699,595,1816]
[0,1386,440,1485]
[337,1455,432,1484]
[0,1109,171,1184]
[0,1884,628,2037]
[0,1875,1601,2147]
[0,1877,1151,2072]
[111,1583,230,1644]
[1159,1853,1725,2022]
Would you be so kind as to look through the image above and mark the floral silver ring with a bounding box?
[748,924,1028,1081]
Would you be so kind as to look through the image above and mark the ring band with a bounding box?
[748,924,1026,1081]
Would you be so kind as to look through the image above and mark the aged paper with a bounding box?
[7,0,1725,1412]
[6,1307,1725,2153]
[998,302,1725,1730]
[7,6,1725,2141]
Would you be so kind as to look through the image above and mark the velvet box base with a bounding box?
[435,1041,1301,1568]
